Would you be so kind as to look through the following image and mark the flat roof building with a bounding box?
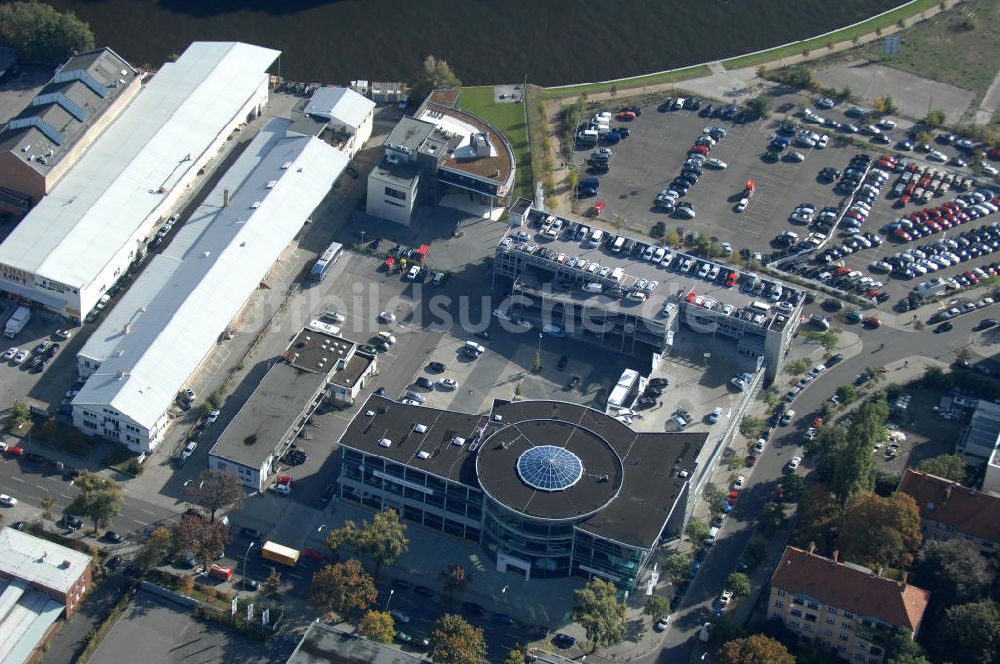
[0,42,279,321]
[210,326,375,491]
[768,546,930,664]
[494,199,802,380]
[0,47,140,216]
[296,86,375,159]
[337,396,707,589]
[958,398,1000,467]
[72,117,348,454]
[286,621,423,664]
[366,90,515,226]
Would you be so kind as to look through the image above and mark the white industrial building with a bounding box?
[301,86,375,158]
[0,42,279,322]
[72,118,348,453]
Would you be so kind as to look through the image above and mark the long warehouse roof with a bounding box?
[72,118,348,429]
[0,41,280,289]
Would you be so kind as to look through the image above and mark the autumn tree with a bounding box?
[838,492,921,569]
[643,595,670,622]
[326,509,409,576]
[0,2,94,63]
[916,454,967,482]
[68,472,123,533]
[182,470,245,522]
[925,110,946,127]
[171,515,231,569]
[913,539,990,616]
[572,577,627,651]
[359,610,396,643]
[717,634,795,664]
[134,527,173,572]
[309,559,377,618]
[503,646,528,664]
[410,55,462,103]
[429,613,487,664]
[795,483,842,546]
[929,600,1000,664]
[439,564,469,602]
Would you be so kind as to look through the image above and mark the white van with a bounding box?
[612,236,626,252]
[626,291,647,303]
[779,409,795,426]
[588,229,605,247]
[378,331,397,345]
[464,341,485,355]
[705,527,720,545]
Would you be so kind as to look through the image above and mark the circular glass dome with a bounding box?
[516,445,583,492]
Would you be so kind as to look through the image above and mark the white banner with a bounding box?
[247,603,254,620]
[231,596,238,615]
[262,608,270,626]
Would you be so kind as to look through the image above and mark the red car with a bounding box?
[725,272,738,287]
[616,111,636,121]
[690,145,710,155]
[589,201,606,217]
[5,446,23,457]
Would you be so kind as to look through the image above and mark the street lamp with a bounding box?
[385,588,395,610]
[317,524,327,533]
[242,541,255,590]
[360,230,366,245]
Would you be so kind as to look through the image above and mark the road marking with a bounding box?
[288,573,302,579]
[10,476,25,483]
[141,509,157,516]
[133,519,149,526]
[35,485,48,491]
[60,494,72,499]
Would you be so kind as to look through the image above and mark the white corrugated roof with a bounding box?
[72,119,348,429]
[0,42,280,289]
[304,86,374,129]
[0,529,91,595]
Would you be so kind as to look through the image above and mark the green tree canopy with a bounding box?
[759,502,786,533]
[718,634,795,664]
[134,526,173,572]
[663,552,690,581]
[739,416,766,440]
[780,474,806,503]
[67,472,123,533]
[745,95,771,120]
[913,539,990,616]
[643,595,670,622]
[572,577,627,651]
[410,55,462,103]
[309,559,378,617]
[429,613,487,664]
[916,454,967,482]
[503,646,528,664]
[0,1,95,64]
[685,519,709,546]
[726,572,751,598]
[326,508,409,575]
[359,610,396,643]
[838,492,922,569]
[930,600,1000,664]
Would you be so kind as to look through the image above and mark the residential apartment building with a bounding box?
[898,468,1000,557]
[768,546,930,664]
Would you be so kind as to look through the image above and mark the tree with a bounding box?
[785,359,808,376]
[429,613,487,664]
[726,572,750,598]
[134,527,173,572]
[829,399,886,503]
[359,610,396,643]
[532,352,541,372]
[0,2,95,64]
[265,566,282,597]
[410,55,462,103]
[745,95,771,120]
[925,110,946,127]
[608,84,617,99]
[780,474,806,503]
[717,634,795,664]
[742,540,767,570]
[685,519,709,546]
[838,492,922,569]
[309,559,377,618]
[439,564,468,602]
[40,494,54,520]
[326,509,409,576]
[930,600,1000,664]
[503,646,528,664]
[703,483,728,507]
[10,401,30,428]
[759,502,786,533]
[694,234,713,257]
[913,540,990,616]
[171,515,232,569]
[835,384,857,404]
[796,483,841,545]
[664,228,682,248]
[572,577,627,651]
[663,552,690,581]
[916,454,967,482]
[182,470,245,522]
[68,472,123,533]
[739,416,765,440]
[643,595,670,623]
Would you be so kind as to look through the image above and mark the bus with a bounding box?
[261,541,300,567]
[309,241,344,282]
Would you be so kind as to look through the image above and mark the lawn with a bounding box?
[457,86,532,199]
[851,0,1000,106]
[722,0,943,70]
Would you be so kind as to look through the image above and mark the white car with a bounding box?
[788,456,802,471]
[816,134,829,149]
[719,589,734,607]
[980,162,999,176]
[804,427,817,440]
[13,350,28,364]
[720,242,732,256]
[699,622,712,643]
[0,494,17,507]
[55,329,72,340]
[735,198,748,213]
[206,409,221,425]
[706,158,727,169]
[389,609,410,624]
[406,265,420,280]
[438,378,459,389]
[732,475,746,490]
[379,311,396,323]
[928,150,948,162]
[2,347,17,360]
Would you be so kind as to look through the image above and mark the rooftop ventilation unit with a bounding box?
[379,438,391,448]
[413,424,428,434]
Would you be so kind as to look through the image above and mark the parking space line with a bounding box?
[10,476,24,483]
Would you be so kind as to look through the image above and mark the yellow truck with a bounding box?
[261,541,300,567]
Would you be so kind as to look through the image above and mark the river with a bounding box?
[47,0,900,86]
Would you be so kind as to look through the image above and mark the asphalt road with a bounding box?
[649,300,997,663]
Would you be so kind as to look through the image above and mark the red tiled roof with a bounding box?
[898,468,1000,543]
[771,546,930,633]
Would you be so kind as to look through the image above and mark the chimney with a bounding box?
[832,549,839,562]
[223,189,230,207]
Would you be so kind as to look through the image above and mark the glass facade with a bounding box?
[339,446,651,588]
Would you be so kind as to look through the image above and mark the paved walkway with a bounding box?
[974,66,1000,126]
